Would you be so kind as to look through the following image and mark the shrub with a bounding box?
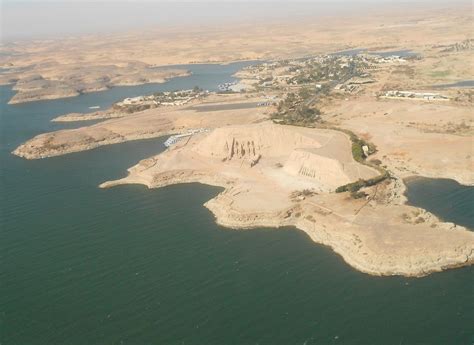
[335,172,389,194]
[351,191,368,199]
[414,217,425,224]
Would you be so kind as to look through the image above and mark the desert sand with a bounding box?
[325,96,474,185]
[13,95,270,159]
[99,122,474,277]
[3,66,190,104]
[1,4,472,103]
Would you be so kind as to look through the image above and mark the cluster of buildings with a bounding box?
[218,82,237,92]
[439,39,473,53]
[233,50,415,97]
[115,89,208,109]
[381,91,449,101]
[362,54,409,64]
[238,53,380,91]
[334,76,375,93]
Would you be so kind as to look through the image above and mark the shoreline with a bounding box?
[11,93,271,160]
[101,171,474,278]
[97,122,474,278]
[5,70,191,105]
[12,130,180,159]
[403,175,474,230]
[7,19,474,278]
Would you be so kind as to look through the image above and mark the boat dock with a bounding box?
[164,128,210,147]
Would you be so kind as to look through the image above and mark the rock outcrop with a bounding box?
[100,122,474,277]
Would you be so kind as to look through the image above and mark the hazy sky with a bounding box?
[1,0,467,42]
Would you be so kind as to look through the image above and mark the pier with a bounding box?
[164,128,210,147]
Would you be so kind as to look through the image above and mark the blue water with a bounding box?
[370,49,418,58]
[433,80,474,88]
[1,63,473,345]
[330,48,367,56]
[331,48,418,58]
[404,177,474,230]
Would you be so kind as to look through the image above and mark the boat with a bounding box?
[217,81,237,91]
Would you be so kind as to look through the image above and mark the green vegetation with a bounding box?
[369,158,382,166]
[265,53,388,197]
[273,112,389,196]
[302,189,315,196]
[325,128,389,196]
[350,190,368,199]
[118,104,154,113]
[287,57,362,85]
[335,172,389,194]
[272,90,388,197]
[322,126,378,163]
[272,92,321,125]
[351,137,377,163]
[298,87,312,99]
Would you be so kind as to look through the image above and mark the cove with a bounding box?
[0,63,473,345]
[404,176,474,230]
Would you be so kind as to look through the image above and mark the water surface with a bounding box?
[369,49,418,58]
[404,177,474,230]
[1,64,473,345]
[330,48,367,56]
[330,48,417,58]
[433,80,474,89]
[190,101,261,112]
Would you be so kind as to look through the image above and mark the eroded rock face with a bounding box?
[283,150,351,189]
[206,193,474,277]
[226,138,259,160]
[192,122,377,190]
[194,123,322,159]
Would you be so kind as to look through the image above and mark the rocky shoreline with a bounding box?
[4,68,190,105]
[98,123,474,277]
[12,130,179,159]
[101,165,474,277]
[51,111,126,122]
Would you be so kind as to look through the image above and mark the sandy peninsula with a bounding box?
[99,121,474,277]
[13,94,270,159]
[2,64,190,104]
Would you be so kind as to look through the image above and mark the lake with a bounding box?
[331,48,418,58]
[433,80,474,89]
[404,177,474,230]
[0,63,473,345]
